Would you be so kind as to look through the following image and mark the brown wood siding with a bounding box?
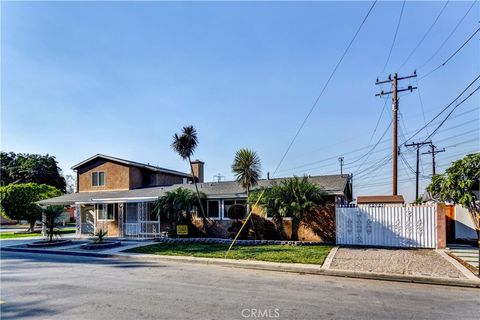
[77,159,130,192]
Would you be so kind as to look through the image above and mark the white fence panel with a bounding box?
[336,205,437,248]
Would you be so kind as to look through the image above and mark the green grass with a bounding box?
[126,242,332,265]
[0,228,76,239]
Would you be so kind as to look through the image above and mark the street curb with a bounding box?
[3,246,480,288]
[321,246,338,270]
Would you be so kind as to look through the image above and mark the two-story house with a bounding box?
[39,154,352,240]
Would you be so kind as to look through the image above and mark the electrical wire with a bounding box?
[381,0,406,74]
[419,27,480,81]
[271,1,378,177]
[418,1,476,70]
[397,0,449,71]
[403,74,480,145]
[424,86,480,140]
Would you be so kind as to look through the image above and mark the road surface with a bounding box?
[1,251,479,320]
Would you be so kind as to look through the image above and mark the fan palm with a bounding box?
[232,148,262,238]
[232,148,262,196]
[42,206,64,242]
[155,188,205,224]
[277,176,325,241]
[171,126,208,233]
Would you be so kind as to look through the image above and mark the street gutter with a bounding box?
[2,245,479,288]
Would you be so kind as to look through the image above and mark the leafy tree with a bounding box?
[0,152,66,192]
[42,206,64,242]
[427,153,480,274]
[232,148,262,239]
[154,188,206,226]
[0,183,62,231]
[252,177,325,241]
[171,126,208,233]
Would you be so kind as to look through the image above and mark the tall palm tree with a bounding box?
[171,126,208,233]
[232,148,262,238]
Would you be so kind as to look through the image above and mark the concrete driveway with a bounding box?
[1,250,479,320]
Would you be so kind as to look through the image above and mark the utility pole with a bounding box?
[405,141,431,201]
[376,72,417,195]
[338,157,344,177]
[422,144,445,176]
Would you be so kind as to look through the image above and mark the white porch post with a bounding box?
[118,203,124,238]
[93,204,97,234]
[75,204,81,238]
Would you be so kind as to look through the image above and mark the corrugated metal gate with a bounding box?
[336,205,437,248]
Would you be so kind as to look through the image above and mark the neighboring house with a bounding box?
[356,195,405,206]
[38,154,352,240]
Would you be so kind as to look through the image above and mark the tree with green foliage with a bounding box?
[251,177,325,241]
[42,206,64,242]
[427,153,480,274]
[0,152,66,192]
[0,183,62,231]
[171,126,208,233]
[154,188,206,227]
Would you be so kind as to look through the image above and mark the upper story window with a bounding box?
[92,171,105,186]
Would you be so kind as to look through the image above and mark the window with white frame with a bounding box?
[97,203,116,221]
[207,200,220,219]
[92,171,105,186]
[223,199,247,219]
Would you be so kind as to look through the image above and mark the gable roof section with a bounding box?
[71,154,190,178]
[38,174,350,206]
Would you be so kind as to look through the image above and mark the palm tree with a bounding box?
[171,126,208,233]
[232,148,262,238]
[155,188,205,225]
[249,185,286,239]
[42,206,64,242]
[277,176,325,241]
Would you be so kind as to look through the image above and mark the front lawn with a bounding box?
[0,228,76,239]
[126,242,332,265]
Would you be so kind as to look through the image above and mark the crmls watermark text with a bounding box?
[241,308,280,318]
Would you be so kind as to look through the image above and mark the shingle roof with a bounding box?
[38,174,350,206]
[357,195,405,204]
[71,154,190,177]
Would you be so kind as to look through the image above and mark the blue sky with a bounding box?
[1,1,478,201]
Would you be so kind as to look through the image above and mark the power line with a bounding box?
[277,107,478,176]
[271,0,378,176]
[424,85,480,141]
[397,0,449,71]
[418,1,476,70]
[420,27,480,81]
[381,0,406,74]
[403,74,480,145]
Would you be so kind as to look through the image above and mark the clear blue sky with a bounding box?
[2,1,478,202]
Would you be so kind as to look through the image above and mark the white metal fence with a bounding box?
[336,205,438,248]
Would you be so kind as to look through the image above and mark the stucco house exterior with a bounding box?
[39,154,352,240]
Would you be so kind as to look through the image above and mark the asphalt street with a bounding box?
[1,250,479,320]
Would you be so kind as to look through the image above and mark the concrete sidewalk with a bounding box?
[447,243,479,271]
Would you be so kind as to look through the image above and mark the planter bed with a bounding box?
[155,237,329,246]
[27,239,72,248]
[80,241,121,250]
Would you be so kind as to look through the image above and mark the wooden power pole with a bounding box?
[422,144,445,176]
[405,141,431,201]
[376,72,417,196]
